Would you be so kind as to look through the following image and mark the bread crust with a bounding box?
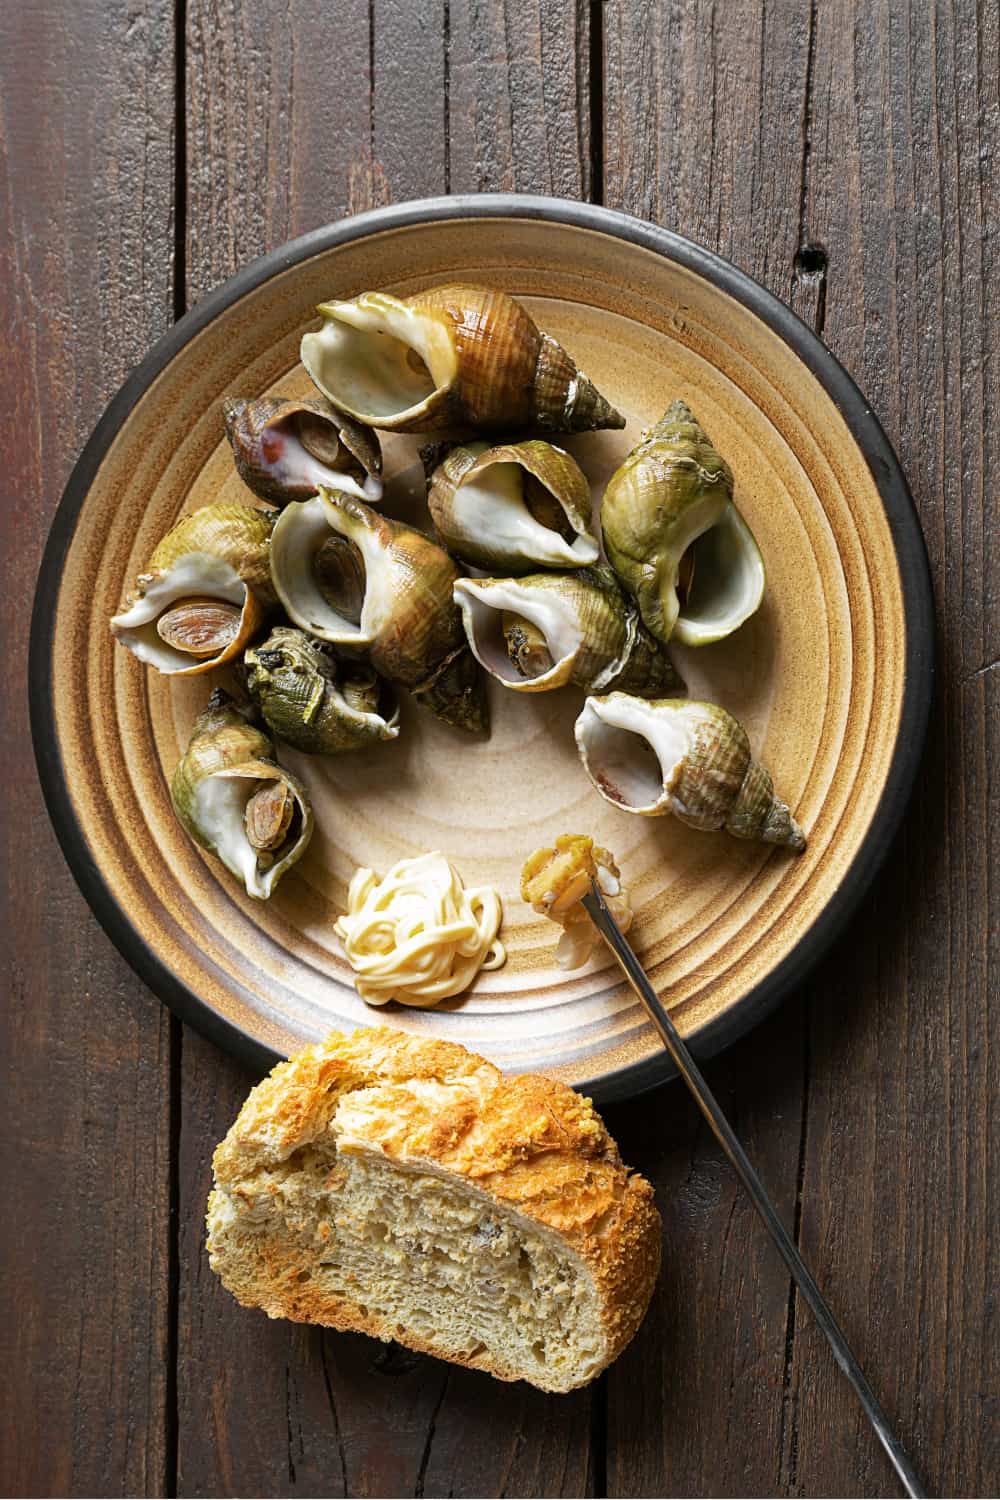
[208,1027,661,1390]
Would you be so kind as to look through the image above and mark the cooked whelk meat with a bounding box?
[155,597,244,657]
[501,611,554,679]
[243,781,295,862]
[521,834,633,970]
[574,693,806,850]
[300,284,625,434]
[313,536,367,626]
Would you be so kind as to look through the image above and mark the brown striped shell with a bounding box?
[300,284,625,435]
[222,397,383,507]
[426,438,600,571]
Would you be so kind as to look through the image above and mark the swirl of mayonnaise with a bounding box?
[333,851,506,1007]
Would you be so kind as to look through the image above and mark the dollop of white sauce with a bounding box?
[334,851,505,1008]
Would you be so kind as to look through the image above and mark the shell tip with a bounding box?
[575,383,626,431]
[221,396,246,436]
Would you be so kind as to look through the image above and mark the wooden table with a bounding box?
[3,3,996,1496]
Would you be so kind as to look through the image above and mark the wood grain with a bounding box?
[176,3,595,1495]
[0,0,176,1495]
[5,0,996,1496]
[604,1,998,1497]
[601,3,816,1493]
[782,2,999,1495]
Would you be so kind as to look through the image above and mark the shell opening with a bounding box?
[274,410,380,502]
[271,497,387,645]
[315,536,367,626]
[451,460,599,568]
[336,664,399,730]
[673,503,765,646]
[110,554,249,674]
[576,695,693,813]
[194,766,302,897]
[301,295,457,426]
[453,580,581,690]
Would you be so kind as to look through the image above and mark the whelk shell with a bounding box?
[170,689,314,897]
[426,438,600,571]
[600,400,765,646]
[109,503,274,675]
[300,284,625,434]
[270,487,488,733]
[244,626,400,755]
[574,693,806,850]
[452,565,685,697]
[222,396,383,507]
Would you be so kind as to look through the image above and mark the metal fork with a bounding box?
[582,881,928,1500]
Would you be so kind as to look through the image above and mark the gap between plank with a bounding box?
[777,1015,812,1492]
[165,1015,182,1498]
[172,0,188,323]
[589,0,605,205]
[166,0,188,1493]
[793,0,829,336]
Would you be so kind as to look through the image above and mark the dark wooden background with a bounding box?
[2,1,997,1495]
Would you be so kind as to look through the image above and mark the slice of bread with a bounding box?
[207,1026,660,1392]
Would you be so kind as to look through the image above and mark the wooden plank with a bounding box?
[780,2,999,1495]
[0,0,176,1495]
[448,0,592,196]
[176,3,594,1494]
[601,3,815,1494]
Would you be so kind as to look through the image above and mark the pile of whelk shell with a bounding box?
[110,284,805,902]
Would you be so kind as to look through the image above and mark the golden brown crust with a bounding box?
[208,1026,661,1388]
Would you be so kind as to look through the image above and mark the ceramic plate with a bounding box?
[30,196,933,1102]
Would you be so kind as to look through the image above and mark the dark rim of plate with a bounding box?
[28,194,935,1105]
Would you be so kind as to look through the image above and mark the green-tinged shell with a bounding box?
[300,285,625,435]
[574,693,806,850]
[600,400,765,646]
[453,564,685,697]
[244,626,400,755]
[109,503,275,675]
[222,397,383,508]
[426,438,600,572]
[170,689,314,897]
[270,488,489,734]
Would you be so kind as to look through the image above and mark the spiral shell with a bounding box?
[574,693,806,850]
[109,503,274,675]
[426,438,599,571]
[270,488,488,734]
[601,400,765,646]
[452,565,684,697]
[222,396,382,507]
[170,689,314,897]
[300,284,625,435]
[244,627,400,755]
